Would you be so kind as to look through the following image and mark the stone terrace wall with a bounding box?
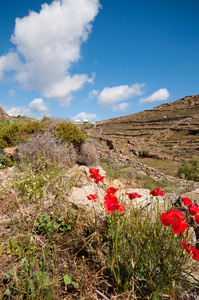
[97,149,199,192]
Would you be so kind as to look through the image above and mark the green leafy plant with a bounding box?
[63,273,78,288]
[35,209,77,236]
[35,212,59,236]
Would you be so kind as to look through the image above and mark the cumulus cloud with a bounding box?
[97,83,145,107]
[89,89,99,99]
[0,0,101,105]
[28,98,48,112]
[140,88,170,104]
[112,102,129,112]
[5,106,31,117]
[72,112,97,122]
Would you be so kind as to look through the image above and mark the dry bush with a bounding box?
[77,139,99,167]
[17,132,98,167]
[17,131,76,167]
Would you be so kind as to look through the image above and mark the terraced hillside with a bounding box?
[87,95,199,174]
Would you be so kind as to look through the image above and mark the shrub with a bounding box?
[17,131,77,167]
[0,153,14,168]
[177,159,199,182]
[54,121,86,145]
[0,123,24,148]
[0,121,45,148]
[142,180,155,190]
[77,140,99,166]
[142,150,150,158]
[18,132,98,168]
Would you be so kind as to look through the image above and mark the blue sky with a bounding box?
[0,0,199,122]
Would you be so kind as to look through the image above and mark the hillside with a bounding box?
[86,95,199,176]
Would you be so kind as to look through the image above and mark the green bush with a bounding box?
[0,153,13,168]
[0,123,24,148]
[142,150,150,157]
[54,121,86,145]
[0,121,46,148]
[0,120,9,131]
[177,159,199,182]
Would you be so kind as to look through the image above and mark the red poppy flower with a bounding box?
[89,168,100,178]
[191,248,199,261]
[94,174,104,184]
[172,221,188,234]
[161,210,185,226]
[104,194,125,214]
[86,194,98,202]
[160,210,188,234]
[195,214,199,224]
[181,197,192,207]
[126,192,142,200]
[182,242,191,253]
[169,210,185,223]
[150,188,164,197]
[107,187,118,194]
[104,193,118,202]
[160,212,173,226]
[189,204,199,216]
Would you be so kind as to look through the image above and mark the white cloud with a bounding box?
[29,98,48,112]
[140,88,170,104]
[97,83,145,106]
[5,106,31,117]
[44,73,94,106]
[112,102,129,112]
[8,89,16,97]
[0,0,101,105]
[89,89,99,99]
[72,112,97,122]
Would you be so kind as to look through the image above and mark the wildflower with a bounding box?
[189,204,199,216]
[181,197,192,207]
[86,194,98,202]
[107,187,118,194]
[89,168,104,184]
[150,188,164,197]
[126,192,142,200]
[82,225,85,230]
[195,214,199,224]
[94,174,104,184]
[182,242,191,253]
[190,247,199,261]
[104,193,125,214]
[160,209,188,234]
[172,221,188,234]
[65,219,68,223]
[160,212,173,226]
[89,168,100,178]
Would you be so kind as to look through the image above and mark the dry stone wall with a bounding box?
[97,148,199,192]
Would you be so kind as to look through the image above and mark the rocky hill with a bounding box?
[0,107,9,121]
[86,95,199,176]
